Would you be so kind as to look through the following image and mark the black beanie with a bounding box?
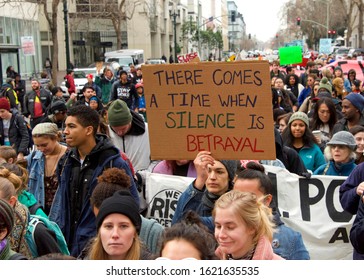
[219,160,238,188]
[96,190,141,234]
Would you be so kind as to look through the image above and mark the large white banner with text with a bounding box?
[145,166,355,260]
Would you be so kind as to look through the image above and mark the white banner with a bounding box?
[145,173,193,227]
[264,165,354,260]
[145,166,355,260]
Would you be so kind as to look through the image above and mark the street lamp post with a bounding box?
[312,0,330,35]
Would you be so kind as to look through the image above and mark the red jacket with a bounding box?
[64,74,76,94]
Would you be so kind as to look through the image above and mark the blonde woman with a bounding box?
[26,123,67,215]
[0,168,32,258]
[213,190,284,260]
[88,190,148,260]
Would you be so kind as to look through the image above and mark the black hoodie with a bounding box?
[274,128,308,176]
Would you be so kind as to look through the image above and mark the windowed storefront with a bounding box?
[0,17,41,84]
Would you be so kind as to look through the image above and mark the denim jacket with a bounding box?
[171,181,207,226]
[26,150,46,207]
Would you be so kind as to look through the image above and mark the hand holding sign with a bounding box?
[193,151,214,190]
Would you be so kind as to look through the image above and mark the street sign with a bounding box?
[21,36,35,56]
[319,38,332,54]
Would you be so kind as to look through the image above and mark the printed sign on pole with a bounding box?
[21,36,35,56]
[319,38,332,54]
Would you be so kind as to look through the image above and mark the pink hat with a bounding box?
[135,83,143,89]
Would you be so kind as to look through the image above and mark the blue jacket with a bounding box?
[172,181,225,230]
[201,211,310,260]
[298,87,311,107]
[339,162,364,259]
[339,162,364,215]
[314,159,356,176]
[172,182,205,226]
[26,150,46,208]
[298,144,326,173]
[49,135,139,257]
[350,198,364,259]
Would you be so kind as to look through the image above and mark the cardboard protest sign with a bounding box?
[279,46,302,65]
[142,61,275,160]
[177,52,200,63]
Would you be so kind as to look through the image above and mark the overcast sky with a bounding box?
[239,0,289,42]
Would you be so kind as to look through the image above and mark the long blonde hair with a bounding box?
[88,228,141,260]
[213,190,275,245]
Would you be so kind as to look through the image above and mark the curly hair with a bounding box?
[90,167,131,209]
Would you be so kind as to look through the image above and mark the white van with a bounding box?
[104,49,144,72]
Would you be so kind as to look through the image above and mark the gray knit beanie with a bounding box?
[288,112,309,127]
[327,131,357,150]
[318,77,332,94]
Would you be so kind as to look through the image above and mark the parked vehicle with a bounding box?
[60,67,96,93]
[333,47,350,60]
[348,48,364,57]
[104,49,144,72]
[146,58,166,64]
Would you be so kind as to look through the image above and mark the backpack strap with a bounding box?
[322,162,330,175]
[9,252,27,260]
[28,202,44,215]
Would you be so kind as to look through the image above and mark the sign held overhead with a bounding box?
[142,61,275,160]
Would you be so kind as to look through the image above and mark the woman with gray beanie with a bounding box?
[314,131,357,176]
[171,150,238,232]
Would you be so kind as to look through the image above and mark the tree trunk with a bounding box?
[358,2,364,48]
[51,9,59,85]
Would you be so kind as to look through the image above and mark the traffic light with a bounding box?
[231,11,236,22]
[248,33,251,39]
[297,17,301,26]
[276,34,278,39]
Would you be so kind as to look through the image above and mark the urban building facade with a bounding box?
[1,0,235,81]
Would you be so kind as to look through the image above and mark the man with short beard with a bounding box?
[23,78,52,128]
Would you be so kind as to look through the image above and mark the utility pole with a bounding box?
[63,0,70,70]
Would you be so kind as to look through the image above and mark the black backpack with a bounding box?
[0,86,10,98]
